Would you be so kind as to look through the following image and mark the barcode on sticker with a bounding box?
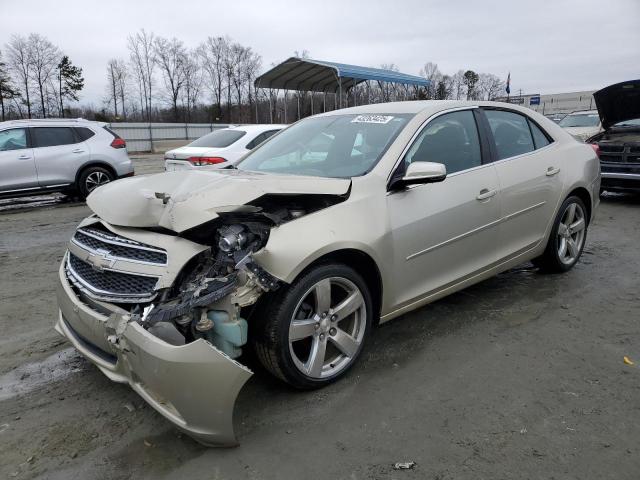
[351,115,394,124]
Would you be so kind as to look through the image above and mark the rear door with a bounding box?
[481,108,563,259]
[0,128,38,193]
[31,126,91,187]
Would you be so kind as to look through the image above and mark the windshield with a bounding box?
[236,114,412,178]
[559,113,600,128]
[189,129,246,148]
[612,118,640,128]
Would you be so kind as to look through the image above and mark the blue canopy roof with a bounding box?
[255,57,429,93]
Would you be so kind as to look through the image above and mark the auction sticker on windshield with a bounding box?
[351,115,394,124]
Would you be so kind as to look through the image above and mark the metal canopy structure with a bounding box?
[255,57,430,93]
[254,57,430,122]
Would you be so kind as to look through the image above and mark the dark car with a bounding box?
[588,80,640,193]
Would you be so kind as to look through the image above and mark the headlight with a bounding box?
[217,225,248,253]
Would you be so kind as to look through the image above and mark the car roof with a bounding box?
[227,124,287,133]
[0,118,106,128]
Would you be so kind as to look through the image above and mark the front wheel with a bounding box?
[533,195,588,273]
[252,263,373,389]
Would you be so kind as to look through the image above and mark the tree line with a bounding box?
[0,34,84,121]
[0,30,506,124]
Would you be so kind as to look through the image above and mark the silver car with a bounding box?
[55,101,600,446]
[0,119,134,198]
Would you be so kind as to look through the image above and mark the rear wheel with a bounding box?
[533,195,588,273]
[252,263,372,389]
[78,166,113,198]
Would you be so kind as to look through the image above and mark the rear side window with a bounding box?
[0,128,28,151]
[529,121,551,149]
[484,110,535,160]
[74,127,95,141]
[32,127,77,148]
[405,110,482,174]
[189,129,246,148]
[245,132,267,150]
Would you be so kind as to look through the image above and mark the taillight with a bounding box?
[589,143,600,159]
[188,156,226,166]
[110,138,126,149]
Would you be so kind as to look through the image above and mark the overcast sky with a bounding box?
[3,0,639,107]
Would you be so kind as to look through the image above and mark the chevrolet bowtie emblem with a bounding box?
[87,248,116,272]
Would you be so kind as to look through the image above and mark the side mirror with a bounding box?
[390,161,447,190]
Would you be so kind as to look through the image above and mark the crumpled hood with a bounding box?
[594,79,640,130]
[87,169,351,232]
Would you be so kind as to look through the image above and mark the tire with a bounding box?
[252,263,373,389]
[78,166,114,199]
[533,195,588,273]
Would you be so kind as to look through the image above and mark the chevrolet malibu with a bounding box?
[56,101,600,446]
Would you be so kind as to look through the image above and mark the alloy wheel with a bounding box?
[85,171,111,193]
[288,277,367,379]
[557,201,586,265]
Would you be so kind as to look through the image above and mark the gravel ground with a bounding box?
[1,156,639,479]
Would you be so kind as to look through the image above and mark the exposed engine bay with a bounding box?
[110,193,348,359]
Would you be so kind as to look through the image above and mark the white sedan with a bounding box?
[164,124,286,171]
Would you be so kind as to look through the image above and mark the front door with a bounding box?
[0,128,38,193]
[387,109,502,309]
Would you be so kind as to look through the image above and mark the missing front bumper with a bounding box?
[55,263,253,446]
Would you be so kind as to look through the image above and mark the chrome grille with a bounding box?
[66,253,158,302]
[72,227,167,265]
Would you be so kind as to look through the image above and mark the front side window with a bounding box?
[404,110,482,174]
[238,114,412,178]
[0,128,28,151]
[189,129,246,148]
[32,127,77,148]
[484,110,535,160]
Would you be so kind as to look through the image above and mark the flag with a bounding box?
[505,73,511,95]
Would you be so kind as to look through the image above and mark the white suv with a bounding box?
[0,119,134,199]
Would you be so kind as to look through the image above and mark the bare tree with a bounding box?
[197,36,228,121]
[451,70,466,100]
[128,29,156,121]
[106,59,120,117]
[154,36,187,121]
[181,50,202,123]
[0,49,20,121]
[27,34,61,117]
[419,61,442,99]
[477,73,504,100]
[6,35,32,118]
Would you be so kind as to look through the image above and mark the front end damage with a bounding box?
[55,171,350,446]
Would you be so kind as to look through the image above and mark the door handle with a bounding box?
[72,149,85,154]
[18,154,31,160]
[476,188,497,201]
[546,166,560,176]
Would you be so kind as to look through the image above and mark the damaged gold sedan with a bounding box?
[56,101,600,445]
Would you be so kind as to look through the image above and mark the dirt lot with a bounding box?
[1,155,639,479]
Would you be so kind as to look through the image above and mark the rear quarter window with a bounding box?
[74,127,96,141]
